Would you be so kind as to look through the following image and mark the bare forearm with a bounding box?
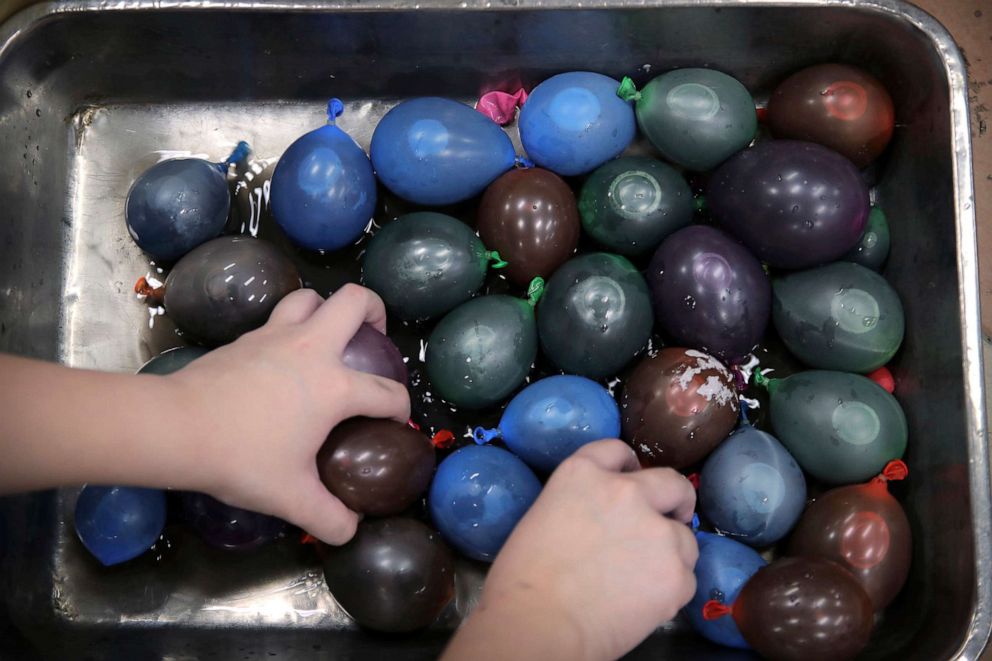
[0,354,204,493]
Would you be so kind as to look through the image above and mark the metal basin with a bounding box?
[0,1,986,658]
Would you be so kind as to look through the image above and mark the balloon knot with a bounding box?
[526,277,545,307]
[687,472,701,490]
[616,76,641,102]
[514,156,535,169]
[223,140,252,168]
[486,250,509,269]
[473,427,501,445]
[761,262,771,275]
[134,276,165,305]
[476,88,528,125]
[867,365,895,394]
[730,365,747,392]
[756,105,768,123]
[693,195,707,213]
[752,369,773,390]
[738,398,750,424]
[327,98,345,124]
[432,429,456,449]
[690,513,700,531]
[873,459,908,485]
[702,600,732,621]
[299,532,318,546]
[406,419,421,431]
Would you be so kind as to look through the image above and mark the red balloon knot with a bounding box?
[431,429,456,449]
[407,419,421,431]
[867,366,895,394]
[299,533,318,545]
[755,106,768,123]
[702,600,732,621]
[687,472,701,490]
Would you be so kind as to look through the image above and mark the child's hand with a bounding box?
[444,440,698,661]
[167,285,410,545]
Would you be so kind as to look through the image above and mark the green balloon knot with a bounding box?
[761,262,771,275]
[486,250,508,269]
[752,369,775,391]
[617,76,641,102]
[694,195,707,213]
[526,277,545,307]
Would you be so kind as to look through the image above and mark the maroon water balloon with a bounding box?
[648,225,770,363]
[704,557,874,661]
[341,323,408,385]
[707,140,869,270]
[788,460,911,610]
[317,418,435,517]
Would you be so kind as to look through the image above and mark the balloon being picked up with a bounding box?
[537,252,653,379]
[761,369,907,485]
[74,485,167,566]
[698,424,806,547]
[425,281,541,410]
[702,557,874,661]
[362,212,505,322]
[474,374,621,473]
[648,225,770,363]
[621,348,739,470]
[788,460,911,610]
[342,323,407,385]
[270,99,377,252]
[708,140,869,269]
[519,71,636,176]
[371,97,518,206]
[618,68,757,172]
[153,235,301,346]
[317,418,435,517]
[772,261,904,373]
[478,167,580,286]
[125,141,250,262]
[428,445,541,561]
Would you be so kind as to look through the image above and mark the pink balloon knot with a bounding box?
[476,88,528,126]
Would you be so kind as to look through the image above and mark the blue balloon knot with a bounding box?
[514,155,535,169]
[473,426,501,445]
[691,513,701,532]
[327,98,345,124]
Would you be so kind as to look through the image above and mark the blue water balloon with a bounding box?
[74,485,167,566]
[684,530,767,649]
[125,141,249,262]
[519,72,636,176]
[474,374,621,473]
[698,425,807,547]
[270,99,378,252]
[370,97,518,205]
[428,445,541,562]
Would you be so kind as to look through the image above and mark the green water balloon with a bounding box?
[843,207,891,272]
[618,69,757,172]
[765,370,907,485]
[772,261,904,373]
[425,284,540,410]
[578,156,694,256]
[537,253,653,379]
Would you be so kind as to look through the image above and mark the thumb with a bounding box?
[287,475,361,546]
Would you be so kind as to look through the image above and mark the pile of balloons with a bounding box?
[114,62,910,657]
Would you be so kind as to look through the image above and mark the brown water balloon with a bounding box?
[706,557,874,661]
[621,348,739,469]
[478,167,580,286]
[788,460,911,610]
[767,63,895,168]
[317,418,435,516]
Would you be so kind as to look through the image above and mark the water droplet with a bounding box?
[683,295,696,310]
[791,205,800,213]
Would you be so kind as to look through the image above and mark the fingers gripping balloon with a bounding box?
[270,99,378,252]
[341,323,408,385]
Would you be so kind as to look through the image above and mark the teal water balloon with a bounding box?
[618,69,757,172]
[578,156,694,256]
[362,212,500,322]
[537,253,653,379]
[843,207,891,272]
[426,289,539,410]
[473,374,621,473]
[772,261,904,373]
[766,370,908,484]
[370,97,517,205]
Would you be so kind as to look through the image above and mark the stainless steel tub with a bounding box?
[0,0,986,658]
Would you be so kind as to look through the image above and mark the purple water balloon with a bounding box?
[707,140,869,270]
[648,225,770,362]
[178,492,289,551]
[342,324,408,385]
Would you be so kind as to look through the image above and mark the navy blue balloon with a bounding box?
[473,374,621,473]
[519,72,636,176]
[74,485,167,566]
[428,445,541,562]
[699,425,806,547]
[178,492,288,551]
[270,99,377,252]
[685,530,767,649]
[125,142,249,261]
[370,97,517,205]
